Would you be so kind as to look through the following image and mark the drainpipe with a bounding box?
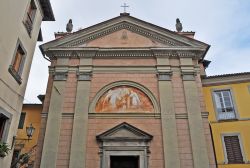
[209,123,218,168]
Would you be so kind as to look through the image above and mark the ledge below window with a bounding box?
[8,66,22,84]
[218,111,236,120]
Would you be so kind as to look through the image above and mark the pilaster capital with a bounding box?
[180,63,197,81]
[181,71,196,81]
[52,66,69,81]
[77,72,92,81]
[77,64,93,81]
[157,72,172,81]
[53,72,68,81]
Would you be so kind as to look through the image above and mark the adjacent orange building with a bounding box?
[12,103,43,167]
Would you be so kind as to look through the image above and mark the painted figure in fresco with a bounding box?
[96,86,154,113]
[103,88,123,109]
[102,88,141,111]
[129,90,141,108]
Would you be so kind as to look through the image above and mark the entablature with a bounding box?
[44,47,206,60]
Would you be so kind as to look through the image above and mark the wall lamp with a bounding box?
[12,123,35,149]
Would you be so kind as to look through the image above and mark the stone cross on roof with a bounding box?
[121,3,129,13]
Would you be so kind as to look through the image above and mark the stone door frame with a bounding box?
[96,122,153,168]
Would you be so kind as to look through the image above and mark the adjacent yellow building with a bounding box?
[203,72,250,168]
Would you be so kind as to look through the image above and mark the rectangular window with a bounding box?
[9,40,26,84]
[18,112,26,129]
[0,114,8,141]
[24,0,37,35]
[0,109,12,142]
[213,90,236,120]
[223,135,244,164]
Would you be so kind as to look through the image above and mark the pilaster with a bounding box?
[157,57,180,168]
[69,58,92,168]
[40,78,66,168]
[181,58,210,168]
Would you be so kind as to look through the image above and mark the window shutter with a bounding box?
[13,51,22,72]
[224,136,244,164]
[18,53,26,75]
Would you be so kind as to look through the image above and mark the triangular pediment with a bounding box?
[81,29,166,48]
[96,122,153,142]
[40,14,209,53]
[57,22,190,48]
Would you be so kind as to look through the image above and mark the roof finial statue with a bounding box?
[176,18,183,32]
[66,19,73,33]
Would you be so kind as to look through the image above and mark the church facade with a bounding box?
[35,13,216,168]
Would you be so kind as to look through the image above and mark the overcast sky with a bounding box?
[24,0,250,103]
